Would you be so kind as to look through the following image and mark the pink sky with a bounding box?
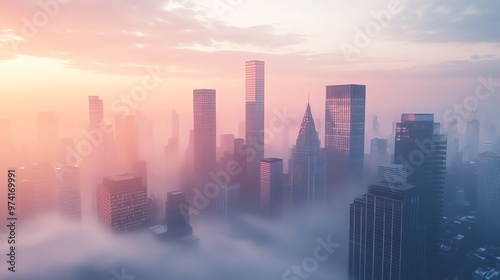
[0,0,499,137]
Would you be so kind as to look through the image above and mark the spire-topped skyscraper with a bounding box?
[290,103,326,207]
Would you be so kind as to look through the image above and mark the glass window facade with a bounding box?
[325,84,366,190]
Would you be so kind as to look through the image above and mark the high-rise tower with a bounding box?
[290,103,326,207]
[245,60,265,211]
[193,89,217,179]
[394,113,447,280]
[325,84,366,191]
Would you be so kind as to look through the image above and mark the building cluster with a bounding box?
[0,59,499,279]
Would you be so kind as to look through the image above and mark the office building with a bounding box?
[245,60,265,211]
[96,174,148,232]
[88,96,104,128]
[349,182,426,280]
[477,153,500,245]
[193,89,217,179]
[325,84,366,191]
[55,165,81,221]
[394,113,447,279]
[260,158,283,217]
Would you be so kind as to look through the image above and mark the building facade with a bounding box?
[260,158,283,217]
[349,182,426,280]
[477,152,500,245]
[96,174,148,232]
[193,89,217,179]
[245,60,265,211]
[394,113,447,280]
[325,84,366,191]
[290,103,326,207]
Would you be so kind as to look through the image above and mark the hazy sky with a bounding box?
[1,0,499,137]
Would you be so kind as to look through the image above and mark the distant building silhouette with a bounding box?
[325,84,366,192]
[446,119,460,170]
[171,109,180,139]
[216,183,240,218]
[96,174,147,232]
[88,96,103,129]
[18,163,59,220]
[372,115,380,135]
[464,119,480,163]
[219,133,235,160]
[370,138,388,160]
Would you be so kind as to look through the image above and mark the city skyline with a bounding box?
[1,1,500,280]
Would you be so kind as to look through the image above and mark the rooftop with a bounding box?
[106,174,137,182]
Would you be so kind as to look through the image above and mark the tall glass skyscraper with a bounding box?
[193,89,217,179]
[349,182,426,280]
[290,103,326,207]
[477,152,500,245]
[394,113,447,280]
[245,60,265,210]
[325,84,366,192]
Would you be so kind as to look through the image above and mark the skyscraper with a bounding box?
[325,84,366,191]
[18,163,59,220]
[193,89,217,179]
[446,119,460,170]
[165,191,193,239]
[96,174,148,232]
[290,103,326,207]
[245,60,265,211]
[477,152,500,245]
[148,191,199,245]
[349,182,426,280]
[394,113,447,280]
[88,96,104,128]
[260,158,283,217]
[55,165,81,221]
